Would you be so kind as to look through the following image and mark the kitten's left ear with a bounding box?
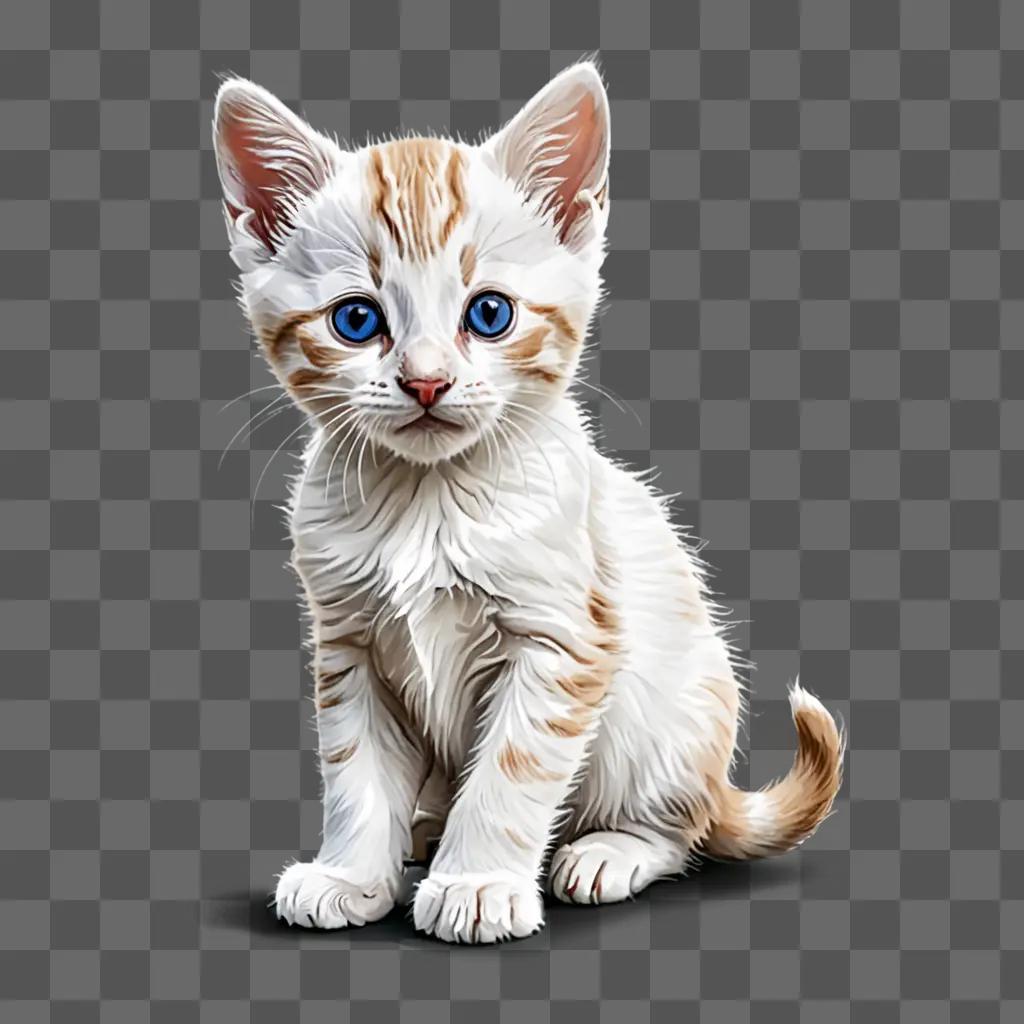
[213,77,340,263]
[483,61,610,253]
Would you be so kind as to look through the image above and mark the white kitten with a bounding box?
[213,62,844,943]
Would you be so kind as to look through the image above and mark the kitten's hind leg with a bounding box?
[548,823,691,905]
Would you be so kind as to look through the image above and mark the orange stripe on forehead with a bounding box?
[366,139,467,261]
[441,148,467,247]
[369,148,405,258]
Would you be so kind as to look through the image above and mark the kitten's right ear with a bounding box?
[483,61,610,253]
[213,78,339,262]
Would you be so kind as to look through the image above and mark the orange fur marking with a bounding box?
[442,148,467,246]
[262,309,323,361]
[367,140,467,261]
[588,586,623,660]
[702,697,844,860]
[323,743,357,765]
[500,303,582,384]
[525,302,581,348]
[587,588,618,638]
[550,585,622,708]
[286,367,338,416]
[316,668,352,692]
[460,242,476,287]
[497,743,564,783]
[368,245,383,288]
[369,148,405,257]
[555,669,608,708]
[503,325,562,382]
[544,713,590,738]
[298,329,346,368]
[522,365,561,385]
[288,366,331,389]
[503,326,548,366]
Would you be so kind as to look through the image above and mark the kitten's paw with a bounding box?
[549,830,681,904]
[413,869,543,943]
[274,861,395,929]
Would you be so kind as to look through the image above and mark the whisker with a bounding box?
[219,382,284,412]
[253,402,351,518]
[250,415,318,520]
[479,414,495,478]
[307,405,358,474]
[489,419,504,513]
[321,409,364,502]
[338,415,366,512]
[355,431,371,505]
[501,415,559,495]
[218,392,293,469]
[472,216,504,264]
[237,403,295,449]
[476,224,538,264]
[571,376,640,423]
[502,400,586,469]
[220,381,359,473]
[295,222,368,260]
[536,375,634,420]
[473,411,505,516]
[494,419,530,497]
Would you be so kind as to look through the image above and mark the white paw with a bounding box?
[413,870,544,943]
[274,861,395,929]
[549,830,679,904]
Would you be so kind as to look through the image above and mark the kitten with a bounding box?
[213,62,844,943]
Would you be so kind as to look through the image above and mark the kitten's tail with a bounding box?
[702,683,845,860]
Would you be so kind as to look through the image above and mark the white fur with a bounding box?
[213,63,833,944]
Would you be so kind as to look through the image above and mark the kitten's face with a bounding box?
[215,64,610,466]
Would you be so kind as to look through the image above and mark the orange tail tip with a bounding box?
[703,682,845,861]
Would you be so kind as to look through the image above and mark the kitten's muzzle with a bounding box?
[397,376,454,408]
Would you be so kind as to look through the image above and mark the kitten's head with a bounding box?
[214,62,610,465]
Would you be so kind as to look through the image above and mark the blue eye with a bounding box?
[329,298,384,344]
[464,291,514,340]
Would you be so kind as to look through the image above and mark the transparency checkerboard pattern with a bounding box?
[1,0,1020,1019]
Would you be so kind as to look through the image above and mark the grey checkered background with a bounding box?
[1,0,1020,1019]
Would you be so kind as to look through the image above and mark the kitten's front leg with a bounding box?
[413,634,609,943]
[276,635,425,929]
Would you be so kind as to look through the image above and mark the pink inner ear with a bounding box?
[545,91,607,245]
[220,109,292,252]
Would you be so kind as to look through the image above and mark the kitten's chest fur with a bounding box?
[386,583,506,765]
[292,452,560,765]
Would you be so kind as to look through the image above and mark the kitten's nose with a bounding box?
[398,376,453,408]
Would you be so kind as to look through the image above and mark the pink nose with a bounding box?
[398,376,453,408]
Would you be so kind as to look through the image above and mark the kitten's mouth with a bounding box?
[395,411,464,435]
